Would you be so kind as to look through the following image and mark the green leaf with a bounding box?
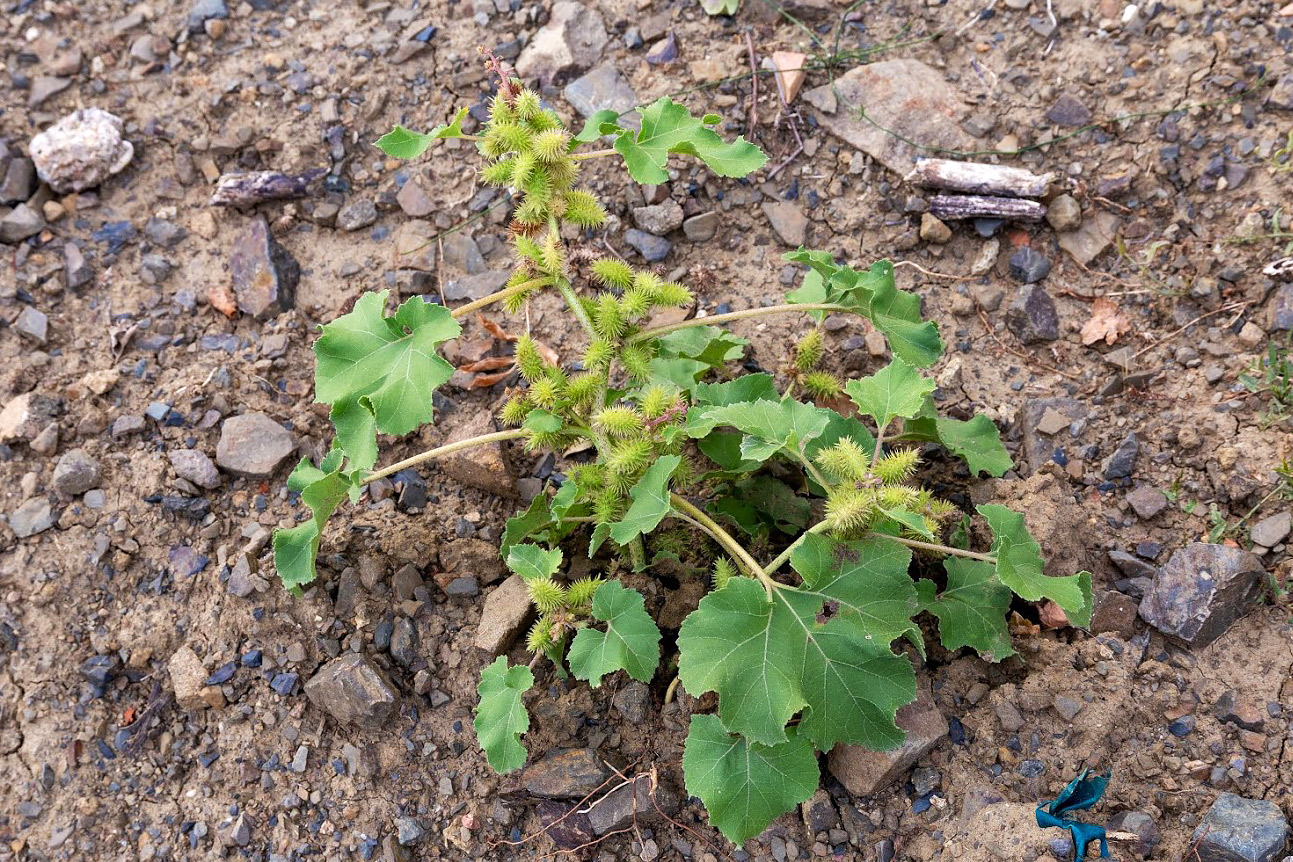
[609,455,681,545]
[374,108,469,159]
[273,462,356,593]
[656,326,748,368]
[506,544,563,582]
[502,493,553,555]
[568,582,662,686]
[785,268,829,323]
[474,657,534,773]
[699,0,741,14]
[692,372,779,407]
[572,109,622,144]
[736,475,811,533]
[682,714,818,845]
[845,357,936,430]
[915,559,1016,661]
[647,357,711,394]
[977,504,1092,627]
[688,397,831,463]
[697,430,762,474]
[783,254,943,367]
[314,292,460,460]
[522,409,563,434]
[905,411,1013,478]
[677,551,917,750]
[610,97,767,184]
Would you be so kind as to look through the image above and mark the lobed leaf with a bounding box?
[474,657,534,773]
[374,108,470,159]
[904,410,1013,478]
[687,397,830,465]
[506,544,563,582]
[845,357,936,431]
[572,109,622,144]
[915,559,1016,661]
[314,291,460,472]
[608,455,681,546]
[568,581,662,686]
[977,504,1093,627]
[682,714,818,845]
[273,458,356,593]
[605,98,767,184]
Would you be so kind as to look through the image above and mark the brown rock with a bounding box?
[473,575,533,655]
[169,645,215,711]
[0,392,61,443]
[304,653,399,728]
[1090,590,1138,637]
[440,413,517,498]
[827,675,948,796]
[523,749,613,798]
[440,538,507,585]
[215,412,295,478]
[230,215,299,320]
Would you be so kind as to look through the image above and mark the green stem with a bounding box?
[763,520,832,577]
[555,278,598,338]
[876,533,997,564]
[670,494,777,597]
[629,536,647,570]
[572,148,617,160]
[363,429,528,484]
[627,303,847,343]
[793,450,832,492]
[450,278,548,319]
[869,421,887,477]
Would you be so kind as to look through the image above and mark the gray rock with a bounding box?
[169,449,222,489]
[143,217,187,249]
[1250,512,1291,548]
[563,63,639,126]
[1265,73,1293,112]
[215,413,295,478]
[1053,694,1083,721]
[1045,194,1082,232]
[441,538,507,585]
[226,554,267,597]
[51,449,101,496]
[474,575,533,655]
[230,215,298,319]
[392,565,423,602]
[390,618,419,667]
[1108,550,1158,581]
[444,576,480,597]
[336,198,377,232]
[682,211,719,242]
[303,653,399,728]
[13,307,48,342]
[762,200,809,246]
[812,60,971,176]
[10,497,55,538]
[188,0,228,33]
[28,108,134,193]
[624,229,671,262]
[1139,543,1265,648]
[1192,793,1288,862]
[1126,486,1166,520]
[1057,210,1118,265]
[1269,285,1293,332]
[827,676,948,796]
[1008,246,1052,283]
[1103,432,1139,479]
[1018,398,1089,473]
[444,270,510,302]
[523,749,613,798]
[0,203,44,244]
[632,200,684,235]
[396,179,435,217]
[396,817,426,846]
[1005,284,1059,343]
[516,2,608,85]
[440,413,516,497]
[65,243,93,289]
[1045,93,1092,127]
[612,681,650,723]
[0,157,36,204]
[584,773,680,836]
[28,76,72,108]
[1107,810,1160,859]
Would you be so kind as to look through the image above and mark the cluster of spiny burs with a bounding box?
[477,81,698,652]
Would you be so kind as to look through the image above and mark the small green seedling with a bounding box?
[272,59,1092,844]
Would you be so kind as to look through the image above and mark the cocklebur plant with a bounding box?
[273,62,1093,845]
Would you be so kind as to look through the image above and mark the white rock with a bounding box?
[29,108,135,193]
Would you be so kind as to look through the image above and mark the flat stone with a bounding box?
[1005,284,1059,343]
[169,645,215,711]
[1250,511,1291,548]
[813,60,971,176]
[0,157,36,204]
[1107,811,1160,858]
[682,211,719,242]
[1053,694,1083,722]
[827,676,948,796]
[1045,93,1092,127]
[396,178,436,217]
[623,228,670,263]
[523,748,613,798]
[29,108,133,192]
[1057,209,1118,265]
[1265,73,1293,112]
[516,1,608,86]
[563,63,639,126]
[0,203,44,243]
[1213,690,1266,732]
[1090,589,1139,637]
[304,653,399,728]
[169,449,222,489]
[215,413,295,478]
[444,270,509,302]
[440,412,516,498]
[0,391,61,443]
[9,497,55,538]
[632,200,684,235]
[473,575,533,655]
[762,200,808,246]
[440,538,507,585]
[1126,485,1167,519]
[230,215,298,319]
[1193,793,1288,862]
[188,0,229,33]
[13,307,48,342]
[336,198,377,232]
[1139,543,1265,648]
[583,774,680,836]
[51,449,101,496]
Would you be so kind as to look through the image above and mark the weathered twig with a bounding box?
[930,193,1046,222]
[907,158,1053,198]
[209,169,326,206]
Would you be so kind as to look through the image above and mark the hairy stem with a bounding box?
[869,421,887,477]
[449,278,548,319]
[763,520,832,576]
[793,450,832,492]
[670,494,777,597]
[364,429,528,484]
[628,303,847,343]
[572,147,618,160]
[555,278,598,338]
[629,535,647,570]
[876,533,997,563]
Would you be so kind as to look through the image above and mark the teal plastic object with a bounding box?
[1035,767,1111,858]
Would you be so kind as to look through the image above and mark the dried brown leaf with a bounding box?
[1079,297,1130,346]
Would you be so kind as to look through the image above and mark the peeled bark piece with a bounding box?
[907,159,1053,198]
[210,169,326,207]
[929,194,1046,222]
